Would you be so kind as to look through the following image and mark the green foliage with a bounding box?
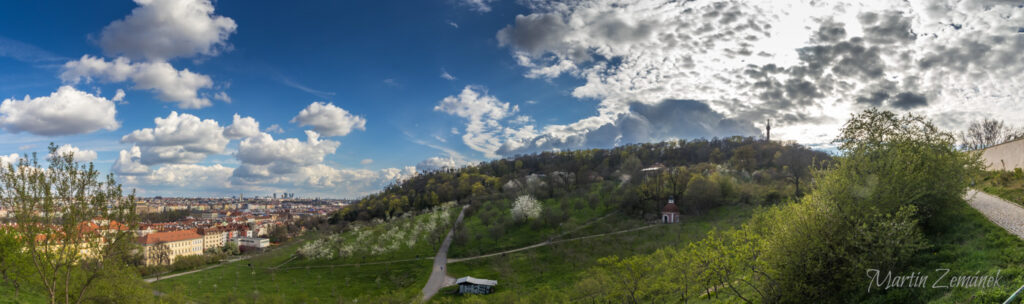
[683,174,720,214]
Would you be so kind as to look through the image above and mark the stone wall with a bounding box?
[981,139,1024,171]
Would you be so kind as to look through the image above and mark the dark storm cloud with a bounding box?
[856,91,890,106]
[890,92,928,109]
[859,11,916,45]
[497,99,759,156]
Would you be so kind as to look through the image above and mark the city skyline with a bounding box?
[1,0,1022,198]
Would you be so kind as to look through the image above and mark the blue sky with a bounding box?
[1,0,1022,198]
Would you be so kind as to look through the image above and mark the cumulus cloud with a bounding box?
[415,156,474,172]
[122,111,228,165]
[223,113,260,139]
[121,163,233,191]
[434,86,537,158]
[499,99,759,155]
[112,89,126,103]
[61,55,216,109]
[233,130,340,181]
[112,146,150,175]
[0,86,119,136]
[290,102,367,137]
[98,0,237,61]
[0,153,20,166]
[489,0,1024,148]
[51,144,98,162]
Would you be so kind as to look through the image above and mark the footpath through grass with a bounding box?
[435,204,755,303]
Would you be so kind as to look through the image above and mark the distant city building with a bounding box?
[137,230,203,265]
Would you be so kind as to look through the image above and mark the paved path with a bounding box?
[144,256,251,283]
[449,223,660,263]
[420,205,468,301]
[966,190,1024,238]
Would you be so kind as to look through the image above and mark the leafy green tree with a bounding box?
[0,144,139,304]
[683,175,720,214]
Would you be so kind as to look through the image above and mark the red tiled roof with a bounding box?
[662,202,680,213]
[137,229,201,245]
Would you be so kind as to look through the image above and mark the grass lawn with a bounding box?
[450,182,650,259]
[0,284,47,304]
[434,204,756,303]
[152,219,439,303]
[977,170,1024,207]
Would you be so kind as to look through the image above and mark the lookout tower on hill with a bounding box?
[765,119,772,142]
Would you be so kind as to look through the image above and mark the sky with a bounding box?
[0,0,1021,198]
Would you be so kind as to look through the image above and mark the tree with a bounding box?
[0,228,30,298]
[958,118,1023,150]
[511,195,542,222]
[150,243,172,281]
[683,175,720,214]
[0,144,138,304]
[773,145,814,197]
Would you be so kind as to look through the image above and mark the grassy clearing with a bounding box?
[434,204,756,303]
[0,284,47,304]
[978,170,1024,207]
[450,182,652,258]
[151,206,461,303]
[289,203,460,267]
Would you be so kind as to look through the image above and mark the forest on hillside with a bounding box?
[334,136,831,224]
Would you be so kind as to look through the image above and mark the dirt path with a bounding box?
[420,205,468,301]
[966,190,1024,238]
[448,223,660,263]
[144,256,251,283]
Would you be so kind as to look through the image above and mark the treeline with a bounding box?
[544,109,983,303]
[335,136,831,223]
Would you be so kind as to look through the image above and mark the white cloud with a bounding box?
[0,153,20,166]
[122,111,229,164]
[290,102,367,137]
[264,124,284,134]
[223,113,260,139]
[416,156,473,172]
[213,91,231,103]
[487,0,1024,149]
[99,0,237,61]
[441,69,456,80]
[61,55,216,109]
[51,144,98,163]
[112,89,126,103]
[435,86,536,158]
[112,146,150,175]
[447,20,459,28]
[122,163,233,189]
[360,158,373,165]
[0,86,120,136]
[459,0,495,13]
[234,130,340,178]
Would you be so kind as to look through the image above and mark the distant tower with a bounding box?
[765,119,772,142]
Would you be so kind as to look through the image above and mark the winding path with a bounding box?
[420,205,468,301]
[966,190,1024,239]
[144,256,251,283]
